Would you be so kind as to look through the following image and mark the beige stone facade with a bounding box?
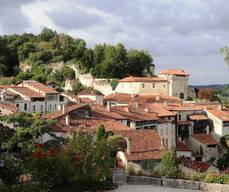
[115,69,189,99]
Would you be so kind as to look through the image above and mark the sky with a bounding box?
[0,0,229,85]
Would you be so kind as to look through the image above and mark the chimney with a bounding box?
[107,100,111,112]
[62,105,66,114]
[57,105,62,111]
[134,101,139,109]
[124,107,129,112]
[125,138,131,154]
[218,104,222,111]
[65,114,70,126]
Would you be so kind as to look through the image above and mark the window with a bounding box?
[33,105,36,112]
[49,105,52,110]
[142,83,145,88]
[164,84,166,88]
[179,114,182,121]
[166,139,168,146]
[54,104,57,110]
[24,103,27,111]
[152,83,155,88]
[41,105,43,112]
[180,92,184,99]
[16,104,19,108]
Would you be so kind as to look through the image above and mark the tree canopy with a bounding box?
[0,28,154,81]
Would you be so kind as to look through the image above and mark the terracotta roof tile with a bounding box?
[43,104,89,120]
[176,141,192,151]
[21,80,58,94]
[9,87,44,98]
[142,103,176,117]
[192,134,218,145]
[115,130,163,161]
[118,76,167,83]
[104,93,181,104]
[0,102,18,113]
[189,114,208,121]
[207,108,229,121]
[160,69,189,76]
[111,106,159,121]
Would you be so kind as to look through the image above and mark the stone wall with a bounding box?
[125,176,229,191]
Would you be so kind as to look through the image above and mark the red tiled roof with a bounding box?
[69,118,130,132]
[192,134,218,145]
[176,141,192,151]
[118,76,167,83]
[0,102,18,113]
[141,103,176,117]
[43,104,89,120]
[207,108,229,121]
[111,106,159,121]
[10,87,44,98]
[189,114,208,121]
[115,130,163,161]
[80,97,94,103]
[21,80,58,94]
[160,69,190,76]
[91,105,127,120]
[104,93,181,104]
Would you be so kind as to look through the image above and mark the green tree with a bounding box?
[160,148,179,178]
[39,27,57,41]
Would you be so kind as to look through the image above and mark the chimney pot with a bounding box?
[107,100,111,111]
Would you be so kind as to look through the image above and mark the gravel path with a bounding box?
[115,184,200,192]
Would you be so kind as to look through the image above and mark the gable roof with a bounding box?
[160,69,189,76]
[115,130,163,161]
[20,80,58,94]
[207,108,229,121]
[176,141,192,151]
[142,103,176,117]
[0,102,18,113]
[192,134,218,145]
[104,93,181,104]
[118,76,167,83]
[43,104,89,120]
[10,87,44,98]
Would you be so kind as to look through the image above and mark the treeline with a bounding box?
[0,28,154,80]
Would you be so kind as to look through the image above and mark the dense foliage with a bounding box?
[160,148,179,178]
[0,27,154,82]
[0,113,119,191]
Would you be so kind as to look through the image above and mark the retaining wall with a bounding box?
[124,176,229,191]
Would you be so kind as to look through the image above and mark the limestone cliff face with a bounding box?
[21,61,114,96]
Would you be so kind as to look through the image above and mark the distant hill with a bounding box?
[189,84,229,90]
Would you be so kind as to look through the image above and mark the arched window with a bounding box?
[180,92,184,99]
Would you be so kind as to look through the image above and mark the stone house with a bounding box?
[206,107,229,140]
[188,133,219,162]
[0,80,68,114]
[115,69,189,100]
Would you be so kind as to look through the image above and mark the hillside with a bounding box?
[0,28,154,87]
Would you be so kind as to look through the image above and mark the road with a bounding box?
[115,185,199,192]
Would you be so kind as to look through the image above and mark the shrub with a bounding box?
[160,148,179,178]
[109,79,119,90]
